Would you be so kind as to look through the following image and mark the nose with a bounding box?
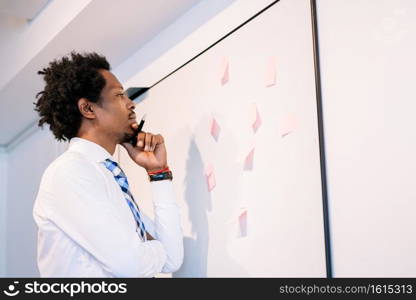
[128,98,135,110]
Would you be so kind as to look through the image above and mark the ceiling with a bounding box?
[0,0,50,20]
[0,0,202,147]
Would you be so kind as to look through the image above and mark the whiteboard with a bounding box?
[119,0,327,277]
[317,0,416,277]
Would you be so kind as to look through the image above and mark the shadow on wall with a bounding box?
[173,115,249,276]
[173,137,210,277]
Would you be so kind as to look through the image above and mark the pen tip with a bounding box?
[142,114,147,120]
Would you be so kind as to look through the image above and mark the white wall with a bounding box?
[317,0,416,277]
[124,0,416,277]
[0,151,7,276]
[5,128,67,276]
[119,0,327,277]
[119,0,276,87]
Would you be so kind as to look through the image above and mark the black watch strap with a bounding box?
[148,171,173,182]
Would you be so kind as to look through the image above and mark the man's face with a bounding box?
[94,69,137,143]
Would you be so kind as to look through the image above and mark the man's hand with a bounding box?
[121,126,168,172]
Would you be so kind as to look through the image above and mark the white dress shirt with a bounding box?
[33,137,183,277]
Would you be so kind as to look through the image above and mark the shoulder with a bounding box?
[40,150,105,188]
[34,150,111,220]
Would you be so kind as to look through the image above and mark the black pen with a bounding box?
[130,114,146,146]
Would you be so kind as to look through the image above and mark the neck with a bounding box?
[77,131,117,155]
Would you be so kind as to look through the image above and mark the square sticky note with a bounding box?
[210,117,221,141]
[219,57,229,85]
[205,164,216,192]
[265,56,277,87]
[252,105,262,133]
[239,209,248,237]
[244,148,255,171]
[279,113,298,138]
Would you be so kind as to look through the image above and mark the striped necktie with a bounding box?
[102,158,147,241]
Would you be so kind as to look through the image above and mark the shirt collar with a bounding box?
[68,137,117,163]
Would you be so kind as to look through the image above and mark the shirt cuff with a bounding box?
[150,180,176,205]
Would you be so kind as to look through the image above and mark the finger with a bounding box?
[150,134,157,152]
[144,132,152,152]
[156,134,164,147]
[152,134,163,151]
[137,132,146,148]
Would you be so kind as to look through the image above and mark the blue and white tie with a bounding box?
[102,158,147,241]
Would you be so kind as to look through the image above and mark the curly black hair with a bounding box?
[34,51,110,141]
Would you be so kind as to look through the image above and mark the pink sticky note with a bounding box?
[219,57,229,85]
[207,173,216,192]
[279,113,298,137]
[205,163,214,176]
[244,148,255,171]
[239,209,248,237]
[252,105,262,133]
[265,57,277,87]
[205,164,216,192]
[210,117,221,141]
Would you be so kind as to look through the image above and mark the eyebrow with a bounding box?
[112,86,124,91]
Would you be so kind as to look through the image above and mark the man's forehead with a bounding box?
[100,70,123,90]
[109,84,124,90]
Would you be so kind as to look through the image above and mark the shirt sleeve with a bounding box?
[40,157,168,277]
[147,180,184,273]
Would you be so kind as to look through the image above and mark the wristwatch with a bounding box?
[148,171,173,182]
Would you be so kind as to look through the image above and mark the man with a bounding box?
[33,51,183,277]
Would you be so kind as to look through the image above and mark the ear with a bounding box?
[78,98,96,119]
